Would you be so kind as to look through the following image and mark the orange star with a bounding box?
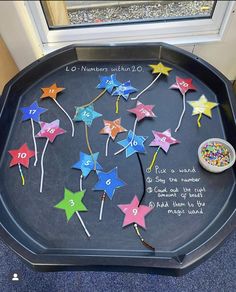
[40,83,65,100]
[100,118,127,140]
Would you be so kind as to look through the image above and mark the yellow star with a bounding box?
[188,95,218,118]
[149,62,172,76]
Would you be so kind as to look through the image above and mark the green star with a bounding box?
[54,188,87,221]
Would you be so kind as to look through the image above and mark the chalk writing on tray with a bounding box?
[65,65,144,73]
[146,166,207,216]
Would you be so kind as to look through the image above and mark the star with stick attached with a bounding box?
[20,101,48,122]
[54,188,87,222]
[117,130,148,157]
[8,143,35,168]
[40,83,65,100]
[112,81,138,100]
[72,152,103,178]
[118,195,152,229]
[170,76,197,95]
[73,105,102,126]
[93,167,125,200]
[149,62,172,76]
[128,101,156,121]
[187,95,218,118]
[97,74,121,93]
[149,129,180,153]
[36,119,66,143]
[100,118,127,140]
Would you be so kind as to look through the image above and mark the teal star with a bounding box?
[73,105,102,126]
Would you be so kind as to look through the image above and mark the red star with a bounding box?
[118,195,153,229]
[36,119,66,143]
[40,83,65,100]
[170,76,197,95]
[127,101,156,121]
[8,143,35,168]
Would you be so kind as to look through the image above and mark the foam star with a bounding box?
[72,152,103,178]
[93,167,125,200]
[112,81,138,100]
[8,143,35,168]
[100,118,127,140]
[40,83,65,100]
[117,130,148,157]
[118,195,152,229]
[187,95,218,118]
[97,74,121,93]
[149,62,172,76]
[73,105,102,126]
[170,76,197,95]
[20,101,47,122]
[54,188,87,222]
[36,119,66,143]
[149,129,180,153]
[128,101,156,121]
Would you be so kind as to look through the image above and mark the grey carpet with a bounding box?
[0,231,235,292]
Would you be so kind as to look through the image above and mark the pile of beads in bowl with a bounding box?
[201,142,231,167]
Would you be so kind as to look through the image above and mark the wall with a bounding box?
[0,1,235,81]
[0,35,18,94]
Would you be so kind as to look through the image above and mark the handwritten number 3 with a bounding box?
[69,199,75,207]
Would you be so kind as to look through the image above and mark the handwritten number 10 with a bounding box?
[17,152,26,158]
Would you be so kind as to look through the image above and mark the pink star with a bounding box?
[127,101,156,121]
[118,195,153,229]
[36,119,66,143]
[170,76,197,95]
[149,128,180,153]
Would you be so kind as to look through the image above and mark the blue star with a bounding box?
[96,74,121,94]
[20,101,47,122]
[117,130,148,157]
[93,167,125,200]
[72,152,103,178]
[73,105,102,126]
[112,81,138,100]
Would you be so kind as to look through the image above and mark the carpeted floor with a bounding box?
[0,231,235,292]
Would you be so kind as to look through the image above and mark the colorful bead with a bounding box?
[201,142,231,167]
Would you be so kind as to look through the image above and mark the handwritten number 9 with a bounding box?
[132,208,138,216]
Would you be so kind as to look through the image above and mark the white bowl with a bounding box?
[198,138,235,173]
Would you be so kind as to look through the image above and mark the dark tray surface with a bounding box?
[0,44,235,274]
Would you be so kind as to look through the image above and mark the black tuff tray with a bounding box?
[0,43,235,276]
